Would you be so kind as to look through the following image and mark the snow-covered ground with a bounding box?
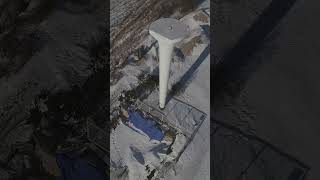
[163,47,210,180]
[110,0,210,179]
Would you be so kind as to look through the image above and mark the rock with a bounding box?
[162,131,175,145]
[193,12,209,23]
[120,107,129,118]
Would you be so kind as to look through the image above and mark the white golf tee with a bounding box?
[149,18,188,109]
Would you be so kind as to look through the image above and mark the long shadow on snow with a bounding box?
[169,43,209,102]
[213,0,298,108]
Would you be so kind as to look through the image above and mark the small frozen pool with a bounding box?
[128,111,164,141]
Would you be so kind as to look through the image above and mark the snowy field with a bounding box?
[110,1,210,179]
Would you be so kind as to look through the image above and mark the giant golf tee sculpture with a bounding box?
[149,18,189,109]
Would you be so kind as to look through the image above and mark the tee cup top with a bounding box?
[149,18,189,43]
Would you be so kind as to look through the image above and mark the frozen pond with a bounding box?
[128,111,164,141]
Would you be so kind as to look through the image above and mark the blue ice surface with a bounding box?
[128,111,164,141]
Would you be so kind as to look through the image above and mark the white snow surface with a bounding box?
[164,49,210,180]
